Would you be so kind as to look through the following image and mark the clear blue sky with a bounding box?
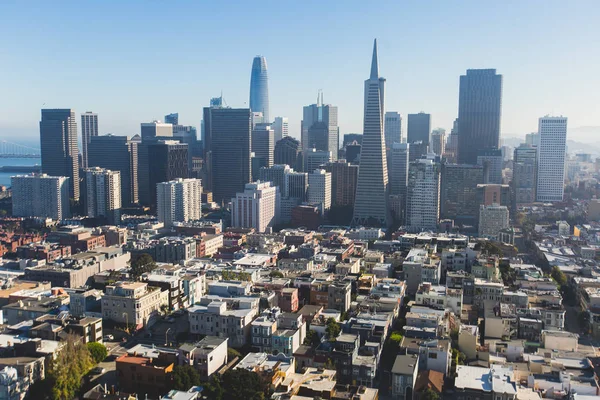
[1,0,599,145]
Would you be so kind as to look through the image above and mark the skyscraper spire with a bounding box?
[370,38,379,79]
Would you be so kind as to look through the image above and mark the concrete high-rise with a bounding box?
[301,94,339,160]
[88,135,138,206]
[308,169,332,213]
[11,175,70,220]
[284,171,308,200]
[513,144,537,206]
[274,136,301,170]
[477,184,511,209]
[250,56,270,122]
[477,148,503,184]
[430,129,446,156]
[273,117,289,143]
[536,116,567,202]
[352,39,389,226]
[323,161,358,207]
[231,181,279,232]
[259,164,291,193]
[164,113,179,125]
[146,141,189,207]
[457,69,503,164]
[252,123,274,170]
[384,112,402,148]
[479,205,509,239]
[406,159,441,231]
[204,108,252,203]
[84,167,122,224]
[407,112,431,147]
[440,164,484,226]
[389,143,410,196]
[304,149,332,172]
[40,109,80,200]
[81,112,98,169]
[157,178,202,227]
[141,121,173,140]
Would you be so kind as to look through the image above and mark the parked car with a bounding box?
[103,334,114,341]
[91,367,105,375]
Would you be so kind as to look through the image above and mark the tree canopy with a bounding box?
[172,365,202,391]
[49,335,94,400]
[325,318,341,340]
[86,342,107,364]
[130,253,157,279]
[221,368,270,400]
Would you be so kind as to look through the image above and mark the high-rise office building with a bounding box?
[88,134,138,206]
[81,112,98,169]
[146,141,189,207]
[407,112,431,147]
[477,148,503,184]
[406,159,441,231]
[352,39,389,226]
[40,109,80,200]
[384,112,402,148]
[274,136,301,170]
[252,123,274,170]
[525,132,540,148]
[205,108,252,203]
[11,175,70,220]
[536,116,568,202]
[457,69,503,164]
[250,56,270,122]
[273,117,289,142]
[513,144,537,206]
[301,93,339,160]
[231,181,279,232]
[164,113,179,125]
[308,169,332,213]
[389,143,410,196]
[477,184,511,209]
[284,171,308,200]
[157,178,202,227]
[141,121,173,140]
[345,142,361,164]
[479,205,509,239]
[323,161,358,207]
[430,128,446,156]
[259,164,292,193]
[304,149,332,172]
[440,164,484,226]
[84,167,122,224]
[408,142,428,162]
[444,119,459,163]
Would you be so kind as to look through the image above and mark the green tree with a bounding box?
[421,388,440,400]
[325,318,341,340]
[269,270,284,278]
[203,376,224,400]
[551,266,567,287]
[49,335,93,400]
[130,253,157,279]
[221,368,269,400]
[303,329,321,347]
[86,342,108,364]
[172,365,202,391]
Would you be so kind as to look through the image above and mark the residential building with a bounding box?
[156,178,202,227]
[231,181,279,232]
[352,40,389,226]
[513,144,537,207]
[406,159,441,231]
[440,163,484,226]
[146,274,184,311]
[457,69,503,164]
[116,351,177,397]
[479,205,510,239]
[327,281,351,312]
[80,111,98,168]
[391,354,419,400]
[40,109,79,200]
[11,175,70,220]
[477,184,511,208]
[102,282,162,327]
[536,116,568,202]
[251,313,278,352]
[407,112,431,149]
[301,92,339,160]
[322,161,358,206]
[178,336,228,379]
[84,167,122,224]
[308,169,332,213]
[455,365,516,400]
[88,134,138,205]
[384,111,402,148]
[280,288,299,312]
[250,55,269,122]
[272,117,289,142]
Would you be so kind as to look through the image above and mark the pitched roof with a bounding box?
[415,369,444,393]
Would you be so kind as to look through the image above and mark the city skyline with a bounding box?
[0,2,598,144]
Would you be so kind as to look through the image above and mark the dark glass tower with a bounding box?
[250,56,269,122]
[407,112,431,146]
[457,69,503,164]
[40,109,80,200]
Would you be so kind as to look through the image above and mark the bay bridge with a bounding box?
[0,141,41,158]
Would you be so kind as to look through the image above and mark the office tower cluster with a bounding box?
[27,38,569,241]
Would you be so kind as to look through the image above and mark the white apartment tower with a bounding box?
[352,39,389,226]
[479,204,510,239]
[81,112,98,169]
[273,117,289,143]
[231,181,280,232]
[406,159,441,231]
[85,167,122,224]
[536,116,567,202]
[157,178,202,227]
[384,111,402,148]
[308,169,332,213]
[11,174,70,220]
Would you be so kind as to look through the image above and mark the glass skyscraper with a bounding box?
[250,56,270,123]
